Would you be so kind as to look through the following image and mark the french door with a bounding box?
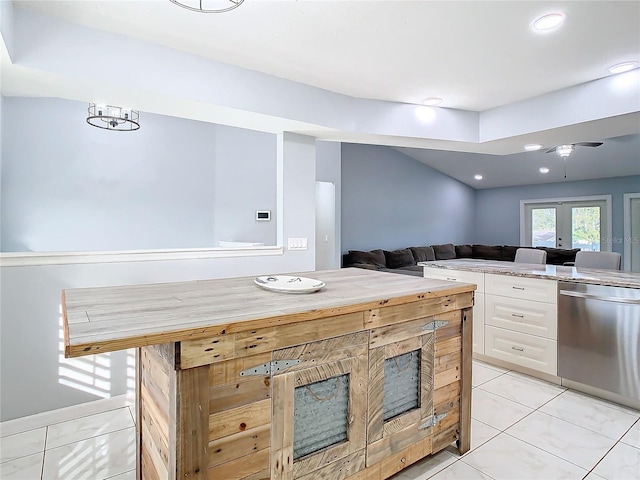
[522,197,611,251]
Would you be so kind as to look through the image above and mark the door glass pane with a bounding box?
[572,207,601,251]
[383,350,420,421]
[293,374,349,460]
[531,208,556,247]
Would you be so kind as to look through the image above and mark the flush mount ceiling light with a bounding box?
[608,61,639,74]
[169,0,244,13]
[524,144,542,151]
[87,103,140,131]
[539,167,550,174]
[474,174,483,180]
[532,13,565,31]
[422,97,443,106]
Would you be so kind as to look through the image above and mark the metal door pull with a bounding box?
[511,313,524,318]
[511,346,524,352]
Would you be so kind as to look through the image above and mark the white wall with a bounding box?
[316,140,342,268]
[1,97,277,252]
[213,124,277,246]
[0,132,317,422]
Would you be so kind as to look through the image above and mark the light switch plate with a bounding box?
[287,237,308,250]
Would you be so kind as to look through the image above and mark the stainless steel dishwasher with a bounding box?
[558,281,640,401]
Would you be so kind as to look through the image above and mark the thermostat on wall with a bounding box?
[256,210,271,221]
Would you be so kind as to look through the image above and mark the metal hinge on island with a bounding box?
[240,359,301,377]
[421,320,450,331]
[418,412,448,430]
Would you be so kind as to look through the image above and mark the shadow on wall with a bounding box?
[57,304,136,401]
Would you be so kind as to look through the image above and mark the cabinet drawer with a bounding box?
[485,294,557,340]
[485,274,556,304]
[484,326,557,375]
[423,269,485,292]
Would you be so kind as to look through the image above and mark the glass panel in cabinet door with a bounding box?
[383,350,420,421]
[293,374,350,460]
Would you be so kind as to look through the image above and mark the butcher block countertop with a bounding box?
[62,268,475,358]
[420,259,640,289]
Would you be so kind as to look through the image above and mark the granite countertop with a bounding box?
[419,259,640,289]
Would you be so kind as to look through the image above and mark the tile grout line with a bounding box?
[498,429,596,474]
[44,424,135,453]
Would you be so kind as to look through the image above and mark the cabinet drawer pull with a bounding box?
[511,286,525,290]
[511,346,524,352]
[511,313,524,318]
[446,277,457,281]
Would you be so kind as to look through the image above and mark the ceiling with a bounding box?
[3,0,640,188]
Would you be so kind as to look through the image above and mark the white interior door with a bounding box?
[315,181,336,271]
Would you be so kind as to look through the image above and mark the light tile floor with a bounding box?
[0,361,638,480]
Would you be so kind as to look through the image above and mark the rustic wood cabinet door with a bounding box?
[366,322,435,467]
[271,332,369,480]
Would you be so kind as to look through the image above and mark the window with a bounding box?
[521,196,612,251]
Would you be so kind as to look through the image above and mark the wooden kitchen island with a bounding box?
[62,268,474,480]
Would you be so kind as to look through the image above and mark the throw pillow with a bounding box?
[347,249,387,268]
[432,243,457,260]
[409,246,436,262]
[501,245,522,262]
[384,249,416,269]
[536,247,580,265]
[472,244,503,260]
[455,244,473,258]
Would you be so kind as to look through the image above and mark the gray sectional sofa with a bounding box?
[342,243,579,277]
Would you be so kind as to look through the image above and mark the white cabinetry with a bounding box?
[484,274,557,375]
[422,268,558,376]
[423,269,485,354]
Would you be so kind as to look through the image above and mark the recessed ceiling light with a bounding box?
[474,174,483,180]
[532,13,565,31]
[422,97,443,106]
[608,61,639,74]
[539,167,550,174]
[524,144,542,151]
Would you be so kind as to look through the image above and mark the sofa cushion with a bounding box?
[536,246,580,265]
[472,244,503,260]
[432,243,457,260]
[501,245,522,262]
[409,246,436,263]
[383,248,416,269]
[455,244,473,258]
[344,249,387,268]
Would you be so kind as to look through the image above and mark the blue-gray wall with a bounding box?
[212,124,277,246]
[1,96,277,252]
[341,143,476,252]
[475,175,640,256]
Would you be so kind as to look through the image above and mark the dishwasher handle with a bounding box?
[559,289,640,305]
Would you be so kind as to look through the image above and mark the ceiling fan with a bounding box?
[544,142,604,178]
[544,142,603,157]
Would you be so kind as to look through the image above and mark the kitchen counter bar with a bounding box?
[419,259,640,289]
[62,267,475,358]
[62,268,475,480]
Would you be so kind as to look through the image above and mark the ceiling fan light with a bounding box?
[533,13,565,31]
[608,62,639,74]
[555,144,574,157]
